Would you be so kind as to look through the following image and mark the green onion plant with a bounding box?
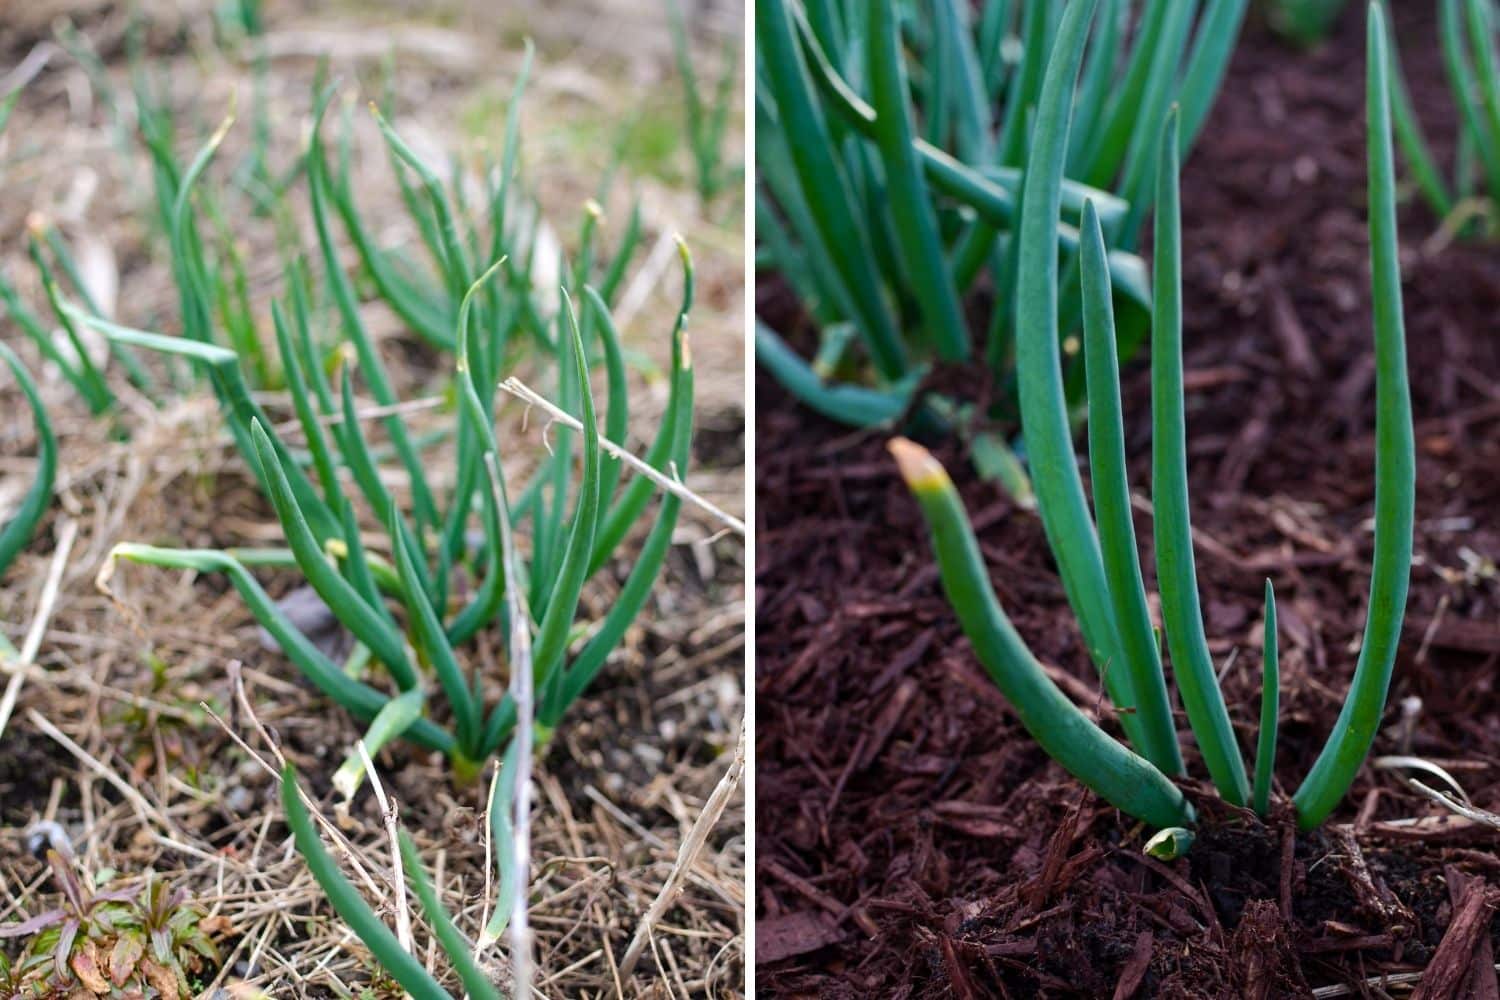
[96,237,695,786]
[0,343,56,585]
[668,0,741,204]
[894,0,1413,840]
[5,37,704,994]
[756,0,1249,478]
[71,44,693,842]
[1385,0,1500,240]
[277,450,613,995]
[3,48,646,416]
[280,766,502,1000]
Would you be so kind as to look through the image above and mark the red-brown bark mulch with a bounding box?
[755,4,1500,996]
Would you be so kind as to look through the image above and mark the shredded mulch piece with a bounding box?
[756,5,1500,997]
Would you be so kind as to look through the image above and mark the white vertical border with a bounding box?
[741,0,757,991]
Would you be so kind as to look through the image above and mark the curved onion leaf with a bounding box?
[0,344,56,579]
[280,768,452,1000]
[891,439,1192,831]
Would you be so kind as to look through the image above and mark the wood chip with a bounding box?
[1446,867,1500,1000]
[1112,929,1154,1000]
[1412,876,1496,1000]
[755,911,846,965]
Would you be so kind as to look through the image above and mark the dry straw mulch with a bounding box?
[0,0,745,995]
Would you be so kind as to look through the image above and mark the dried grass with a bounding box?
[0,0,744,994]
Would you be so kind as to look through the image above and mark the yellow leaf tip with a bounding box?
[889,438,948,492]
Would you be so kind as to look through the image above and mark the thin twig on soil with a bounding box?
[203,663,386,898]
[25,707,177,837]
[618,718,744,979]
[0,517,78,738]
[358,741,414,957]
[488,449,535,996]
[497,376,746,536]
[1405,780,1500,831]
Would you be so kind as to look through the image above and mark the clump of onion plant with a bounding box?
[0,83,149,417]
[94,234,695,787]
[755,0,1249,472]
[667,0,741,205]
[1384,0,1500,240]
[0,852,227,998]
[0,342,55,587]
[894,1,1412,845]
[2,50,645,419]
[70,54,690,780]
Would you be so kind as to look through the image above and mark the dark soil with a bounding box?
[755,5,1500,998]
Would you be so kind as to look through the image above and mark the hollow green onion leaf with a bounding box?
[1383,9,1454,218]
[332,688,425,800]
[271,300,344,509]
[1253,580,1280,818]
[552,320,694,723]
[0,344,56,579]
[1149,109,1250,806]
[754,322,914,428]
[582,286,630,521]
[480,736,523,945]
[390,507,481,759]
[1014,0,1152,753]
[370,104,473,302]
[1176,0,1250,155]
[1293,5,1415,828]
[1080,200,1182,775]
[1144,827,1195,860]
[530,292,602,686]
[867,0,967,362]
[250,419,417,691]
[397,830,502,1000]
[333,496,396,633]
[891,439,1192,831]
[590,240,693,575]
